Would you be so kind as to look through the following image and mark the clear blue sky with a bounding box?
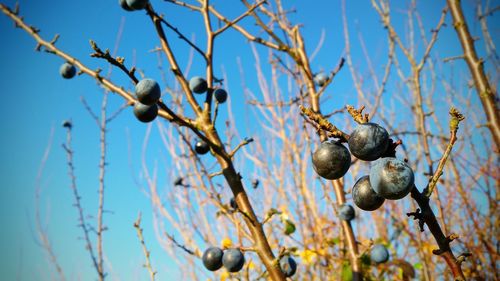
[0,0,494,280]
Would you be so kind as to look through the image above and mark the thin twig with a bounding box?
[158,17,206,62]
[229,137,254,158]
[96,93,109,279]
[62,124,103,280]
[35,127,67,281]
[424,108,465,197]
[299,105,349,142]
[134,213,157,281]
[165,233,196,256]
[213,0,267,36]
[89,40,138,84]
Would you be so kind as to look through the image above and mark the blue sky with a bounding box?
[0,0,496,280]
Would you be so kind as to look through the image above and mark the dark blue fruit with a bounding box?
[370,244,389,264]
[133,102,158,123]
[369,158,414,200]
[312,141,351,180]
[222,248,245,272]
[60,62,76,79]
[348,123,389,161]
[189,76,208,94]
[313,72,328,87]
[202,247,223,271]
[119,0,133,11]
[135,78,161,105]
[62,120,72,129]
[194,140,210,155]
[279,255,297,277]
[352,175,385,211]
[126,0,149,10]
[338,204,355,221]
[214,88,227,103]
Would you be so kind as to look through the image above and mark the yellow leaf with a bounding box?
[247,260,255,270]
[279,205,289,220]
[317,248,326,256]
[299,249,317,265]
[221,237,232,248]
[220,271,230,281]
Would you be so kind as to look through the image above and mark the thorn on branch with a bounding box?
[407,208,425,232]
[94,68,102,81]
[456,252,472,265]
[432,248,446,255]
[49,34,60,45]
[446,233,459,243]
[29,25,39,33]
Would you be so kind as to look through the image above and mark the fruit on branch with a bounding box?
[119,0,133,11]
[222,248,245,272]
[135,78,161,105]
[189,76,208,94]
[279,255,297,277]
[312,141,351,180]
[125,0,149,10]
[313,72,328,87]
[338,204,355,221]
[369,158,414,200]
[62,120,72,129]
[59,62,76,79]
[202,247,224,271]
[370,244,389,264]
[352,175,385,211]
[348,123,389,161]
[194,140,210,155]
[133,102,158,123]
[214,88,228,103]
